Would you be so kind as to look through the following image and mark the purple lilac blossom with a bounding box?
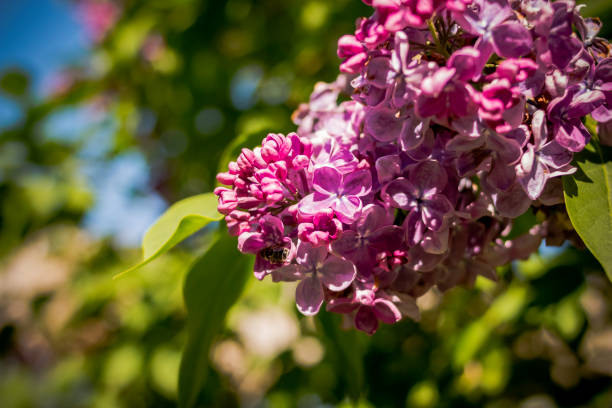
[215,0,612,335]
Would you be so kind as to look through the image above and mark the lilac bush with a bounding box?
[215,0,612,334]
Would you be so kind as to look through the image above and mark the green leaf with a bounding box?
[178,233,252,408]
[317,311,366,402]
[116,193,222,278]
[563,139,612,280]
[0,69,30,97]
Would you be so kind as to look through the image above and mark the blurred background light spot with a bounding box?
[150,348,181,398]
[136,108,157,137]
[292,336,324,367]
[195,107,224,135]
[260,75,291,106]
[161,128,188,157]
[225,0,252,21]
[102,345,143,388]
[231,64,263,110]
[220,28,253,58]
[406,380,439,408]
[301,1,330,30]
[0,96,23,129]
[236,308,299,358]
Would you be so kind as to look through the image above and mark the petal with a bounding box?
[368,225,404,251]
[237,232,266,254]
[342,169,372,197]
[296,241,328,269]
[354,306,379,335]
[421,227,449,254]
[271,264,307,282]
[298,192,337,216]
[491,181,532,218]
[313,166,342,195]
[259,214,285,242]
[326,297,359,314]
[332,195,363,224]
[518,159,547,200]
[403,210,425,246]
[372,298,402,324]
[448,46,481,81]
[389,293,420,321]
[530,109,548,148]
[375,155,401,184]
[539,141,573,168]
[411,160,448,196]
[319,256,357,291]
[356,204,393,236]
[487,158,517,191]
[399,116,429,151]
[566,90,605,119]
[554,121,590,152]
[331,230,361,259]
[296,276,324,316]
[422,194,453,231]
[364,108,403,142]
[491,22,533,59]
[381,178,417,210]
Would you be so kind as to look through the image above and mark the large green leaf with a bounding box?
[563,139,612,280]
[115,193,223,278]
[178,233,252,408]
[317,311,366,403]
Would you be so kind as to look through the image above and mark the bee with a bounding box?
[260,246,290,264]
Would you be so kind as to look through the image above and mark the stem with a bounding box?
[427,18,450,58]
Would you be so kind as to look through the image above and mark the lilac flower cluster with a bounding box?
[216,0,612,334]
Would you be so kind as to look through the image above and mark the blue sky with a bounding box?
[0,0,166,247]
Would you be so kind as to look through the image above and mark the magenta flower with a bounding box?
[547,85,604,151]
[454,0,533,74]
[381,160,453,246]
[331,205,404,274]
[236,215,296,280]
[416,48,480,121]
[298,166,372,224]
[273,242,356,316]
[517,110,575,200]
[297,208,343,247]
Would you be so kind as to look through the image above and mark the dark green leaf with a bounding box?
[0,69,30,97]
[563,139,612,280]
[178,233,252,408]
[317,311,366,403]
[116,193,222,278]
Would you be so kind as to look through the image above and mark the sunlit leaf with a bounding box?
[563,139,612,280]
[178,232,252,408]
[116,193,222,278]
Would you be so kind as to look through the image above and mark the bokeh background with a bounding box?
[1,1,612,407]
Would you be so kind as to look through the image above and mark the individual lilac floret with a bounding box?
[547,85,604,151]
[297,209,343,247]
[331,205,404,274]
[299,166,372,224]
[517,110,575,199]
[382,160,453,247]
[272,242,356,316]
[456,0,533,61]
[237,215,296,280]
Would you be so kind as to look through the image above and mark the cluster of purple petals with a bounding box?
[216,0,612,334]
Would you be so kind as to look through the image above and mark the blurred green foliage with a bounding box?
[1,1,612,407]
